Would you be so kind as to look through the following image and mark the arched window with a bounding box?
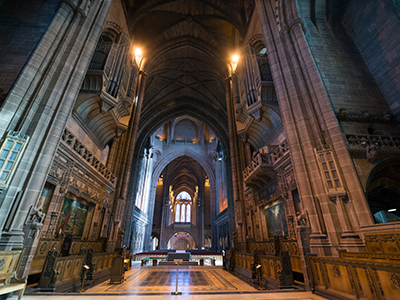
[181,204,185,222]
[175,203,180,222]
[186,204,191,222]
[176,191,191,200]
[174,191,192,223]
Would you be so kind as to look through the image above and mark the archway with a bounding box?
[366,159,400,224]
[167,232,195,250]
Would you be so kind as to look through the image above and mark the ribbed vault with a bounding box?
[123,0,250,152]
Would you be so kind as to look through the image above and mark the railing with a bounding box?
[243,140,290,182]
[61,128,116,185]
[308,253,400,300]
[346,134,400,151]
[269,140,290,164]
[243,153,273,179]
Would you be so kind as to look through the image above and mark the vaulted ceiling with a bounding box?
[163,155,206,197]
[124,0,254,151]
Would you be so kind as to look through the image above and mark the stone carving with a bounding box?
[7,130,29,142]
[338,107,347,118]
[39,249,60,289]
[61,233,73,256]
[278,251,294,287]
[251,249,262,279]
[333,265,341,278]
[361,110,370,120]
[383,111,394,121]
[0,258,4,271]
[390,273,400,289]
[337,110,399,124]
[296,211,308,227]
[60,128,116,185]
[27,206,46,238]
[366,144,378,163]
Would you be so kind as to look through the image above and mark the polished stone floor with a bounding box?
[16,292,328,300]
[87,265,254,293]
[17,265,328,299]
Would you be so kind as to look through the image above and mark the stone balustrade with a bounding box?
[243,140,290,188]
[61,128,116,185]
[346,134,400,152]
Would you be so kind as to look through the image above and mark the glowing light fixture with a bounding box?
[388,208,397,212]
[231,54,239,73]
[134,47,143,66]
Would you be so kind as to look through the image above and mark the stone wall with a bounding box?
[0,0,59,95]
[343,0,400,117]
[301,2,389,123]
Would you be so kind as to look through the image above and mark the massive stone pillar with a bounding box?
[225,76,247,246]
[0,0,113,277]
[255,0,368,259]
[117,66,148,248]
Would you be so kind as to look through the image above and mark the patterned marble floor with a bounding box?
[17,292,327,300]
[86,265,255,293]
[17,265,328,299]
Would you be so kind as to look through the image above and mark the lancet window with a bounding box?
[174,191,192,223]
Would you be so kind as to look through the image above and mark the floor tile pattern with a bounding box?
[17,292,328,300]
[88,266,251,293]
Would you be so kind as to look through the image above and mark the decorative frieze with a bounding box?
[346,134,400,162]
[336,108,399,124]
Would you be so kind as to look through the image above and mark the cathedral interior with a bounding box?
[0,0,400,299]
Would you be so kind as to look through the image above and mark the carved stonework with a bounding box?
[26,206,46,238]
[333,265,341,278]
[390,273,400,289]
[7,130,29,142]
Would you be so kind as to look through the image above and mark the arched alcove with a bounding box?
[366,159,400,224]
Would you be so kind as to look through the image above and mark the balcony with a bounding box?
[243,153,275,189]
[243,140,290,189]
[61,128,116,186]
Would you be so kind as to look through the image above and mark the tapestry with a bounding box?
[56,197,89,238]
[264,201,288,238]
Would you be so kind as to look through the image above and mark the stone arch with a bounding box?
[365,158,400,224]
[153,149,215,186]
[165,230,198,250]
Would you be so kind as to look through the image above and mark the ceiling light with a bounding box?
[134,48,142,57]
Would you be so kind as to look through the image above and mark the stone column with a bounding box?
[117,67,147,246]
[225,76,247,245]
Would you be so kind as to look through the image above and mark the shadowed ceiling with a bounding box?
[123,0,254,150]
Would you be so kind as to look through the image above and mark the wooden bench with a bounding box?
[0,250,27,300]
